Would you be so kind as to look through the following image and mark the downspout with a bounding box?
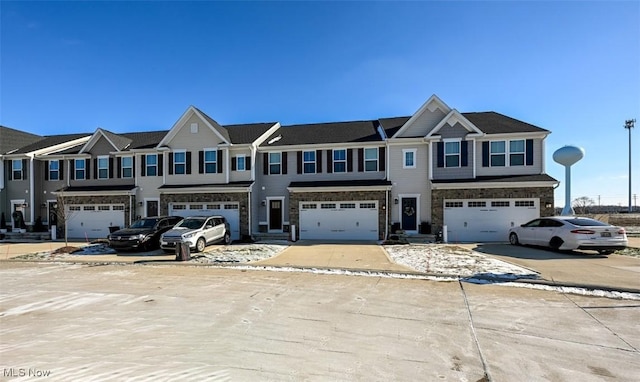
[385,188,389,240]
[29,155,35,224]
[225,148,230,184]
[248,187,252,237]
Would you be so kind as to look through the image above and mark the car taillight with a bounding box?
[618,228,626,234]
[570,229,595,234]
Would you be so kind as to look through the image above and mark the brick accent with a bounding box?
[431,187,555,233]
[288,190,388,240]
[160,192,250,237]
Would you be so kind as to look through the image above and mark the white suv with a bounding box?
[160,216,231,253]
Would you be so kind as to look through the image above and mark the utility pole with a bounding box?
[624,119,635,213]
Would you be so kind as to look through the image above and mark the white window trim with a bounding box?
[236,155,246,172]
[402,149,417,169]
[333,149,346,173]
[509,139,526,167]
[364,147,378,172]
[97,155,109,180]
[303,150,316,174]
[121,156,133,178]
[74,159,86,180]
[489,140,506,167]
[12,160,23,180]
[269,152,282,175]
[444,139,461,168]
[203,148,217,174]
[48,160,59,181]
[173,150,186,175]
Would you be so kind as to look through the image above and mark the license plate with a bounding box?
[601,232,611,237]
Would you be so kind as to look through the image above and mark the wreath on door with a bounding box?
[403,203,415,217]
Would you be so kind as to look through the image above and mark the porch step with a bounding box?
[0,231,52,241]
[252,233,291,242]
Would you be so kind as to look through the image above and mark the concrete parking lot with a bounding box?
[0,262,638,381]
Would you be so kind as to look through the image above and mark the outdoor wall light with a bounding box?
[394,198,399,205]
[382,205,386,210]
[138,201,143,206]
[545,203,553,209]
[22,203,28,208]
[40,203,47,209]
[261,200,266,206]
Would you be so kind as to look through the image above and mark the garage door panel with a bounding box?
[299,201,378,241]
[66,205,125,239]
[169,203,240,241]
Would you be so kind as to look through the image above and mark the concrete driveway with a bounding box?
[470,243,640,292]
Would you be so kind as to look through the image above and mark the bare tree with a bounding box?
[51,190,78,247]
[573,196,595,215]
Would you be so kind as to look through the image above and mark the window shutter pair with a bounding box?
[437,141,468,167]
[263,152,287,174]
[70,160,75,180]
[481,139,533,166]
[326,150,333,173]
[356,147,386,172]
[6,161,12,181]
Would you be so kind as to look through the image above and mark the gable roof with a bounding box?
[192,107,231,143]
[425,109,484,139]
[10,133,90,155]
[378,117,411,138]
[122,130,168,150]
[158,106,231,148]
[391,94,451,138]
[225,122,279,144]
[462,112,549,134]
[79,128,134,153]
[260,120,382,147]
[0,126,43,155]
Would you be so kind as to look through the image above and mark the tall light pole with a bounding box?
[625,119,635,213]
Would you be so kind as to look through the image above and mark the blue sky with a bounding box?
[1,1,639,208]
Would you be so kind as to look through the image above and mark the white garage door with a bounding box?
[444,199,539,242]
[169,202,240,241]
[66,204,125,239]
[299,201,378,241]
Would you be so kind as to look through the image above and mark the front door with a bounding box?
[269,199,283,231]
[146,200,159,217]
[401,197,417,231]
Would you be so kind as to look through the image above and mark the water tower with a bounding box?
[553,146,585,216]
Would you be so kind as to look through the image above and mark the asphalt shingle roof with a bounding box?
[193,107,231,143]
[378,116,411,138]
[0,126,43,155]
[11,133,90,154]
[431,174,558,183]
[289,179,392,188]
[100,129,133,151]
[261,120,383,147]
[225,123,277,145]
[462,112,548,134]
[121,130,168,149]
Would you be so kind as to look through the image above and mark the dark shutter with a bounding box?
[158,154,163,176]
[45,161,49,180]
[327,150,333,173]
[437,142,444,168]
[461,141,468,167]
[70,160,75,180]
[109,157,114,178]
[231,157,237,171]
[132,156,136,177]
[482,142,489,167]
[168,153,174,175]
[217,150,223,174]
[316,150,322,173]
[246,156,251,171]
[141,155,146,176]
[297,151,302,174]
[93,158,97,179]
[282,152,288,174]
[526,139,534,166]
[22,159,28,180]
[358,148,364,172]
[7,161,12,180]
[59,160,64,180]
[186,151,192,174]
[199,151,204,174]
[347,149,353,172]
[263,153,268,175]
[379,147,385,171]
[117,157,122,178]
[86,159,91,179]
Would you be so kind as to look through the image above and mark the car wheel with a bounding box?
[223,232,231,245]
[509,233,520,246]
[598,250,614,255]
[549,237,564,251]
[195,237,206,253]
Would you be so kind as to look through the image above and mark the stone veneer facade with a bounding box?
[288,190,388,240]
[431,186,555,233]
[159,192,250,237]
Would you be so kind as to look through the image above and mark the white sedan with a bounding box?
[508,216,627,255]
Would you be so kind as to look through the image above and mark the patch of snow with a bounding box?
[189,243,288,264]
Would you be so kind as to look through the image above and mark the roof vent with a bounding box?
[268,135,282,145]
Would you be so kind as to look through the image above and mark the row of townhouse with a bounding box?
[0,95,558,242]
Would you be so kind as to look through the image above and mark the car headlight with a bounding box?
[133,234,146,240]
[183,232,195,239]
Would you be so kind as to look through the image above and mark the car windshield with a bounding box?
[129,219,158,229]
[175,218,205,229]
[565,218,610,227]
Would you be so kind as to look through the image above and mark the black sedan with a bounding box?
[108,216,182,251]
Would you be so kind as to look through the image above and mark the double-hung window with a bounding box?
[333,149,346,173]
[97,156,109,179]
[509,140,525,166]
[236,156,246,171]
[12,160,22,180]
[490,141,506,167]
[146,154,157,176]
[48,161,59,181]
[75,159,86,180]
[173,151,186,174]
[445,142,460,167]
[303,151,315,174]
[121,156,133,178]
[403,149,416,169]
[204,150,217,173]
[364,148,378,171]
[269,152,281,174]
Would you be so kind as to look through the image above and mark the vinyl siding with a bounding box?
[387,144,431,227]
[475,138,544,176]
[164,148,227,184]
[228,147,252,183]
[431,122,475,180]
[167,114,226,148]
[397,108,447,138]
[88,136,115,155]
